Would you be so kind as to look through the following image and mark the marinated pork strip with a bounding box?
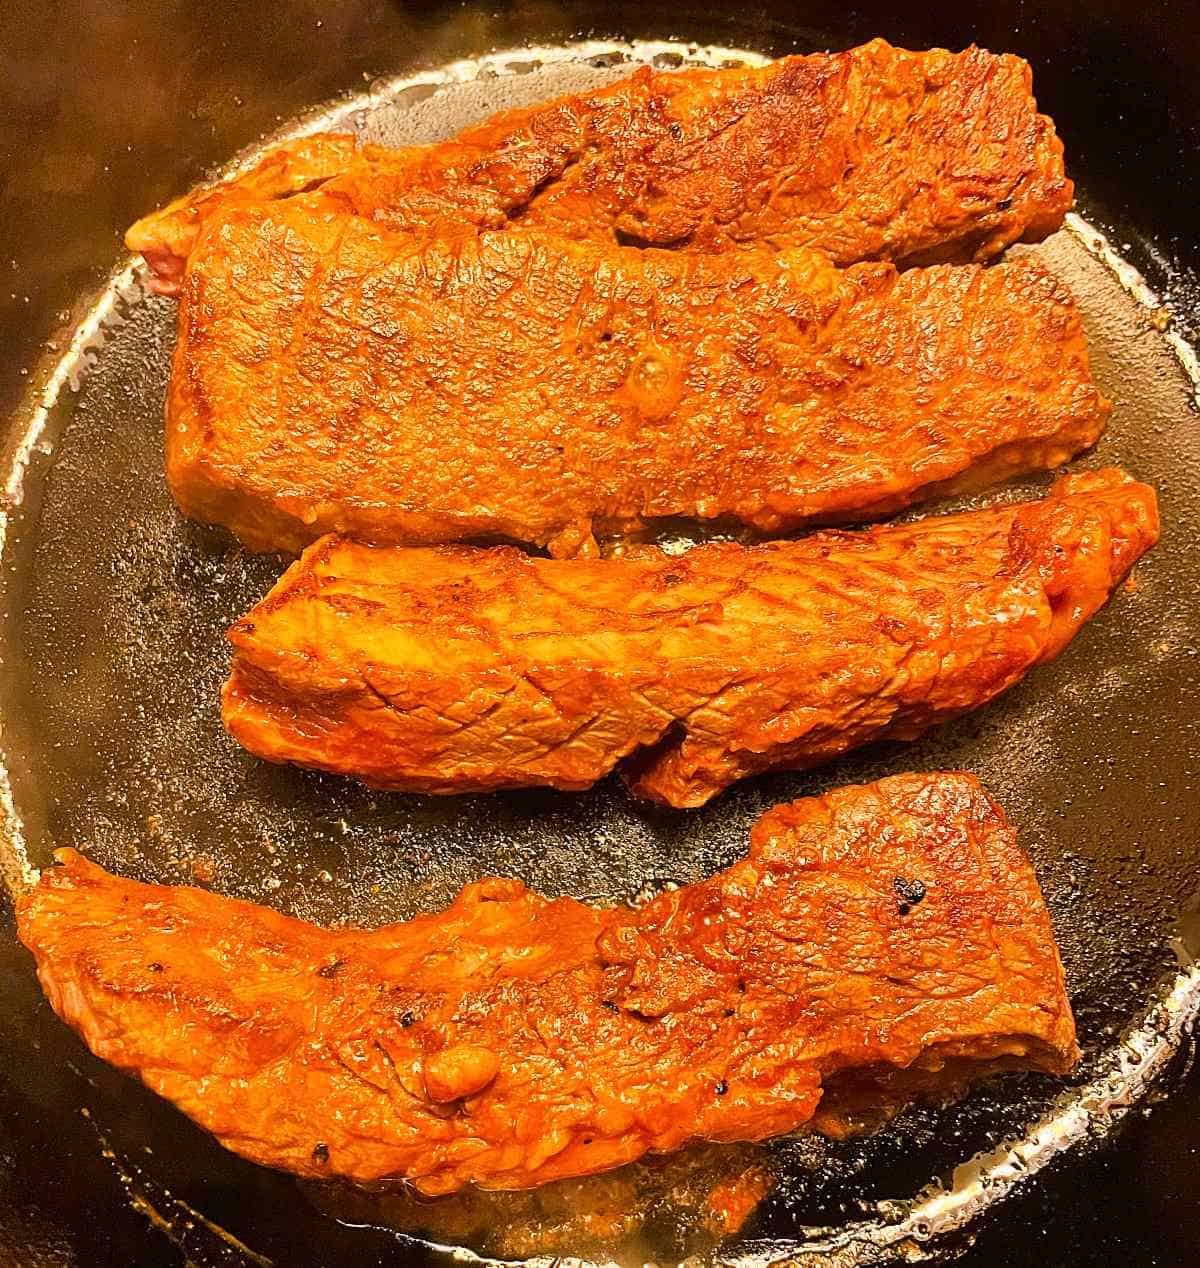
[127,39,1072,293]
[170,199,1107,556]
[222,470,1157,807]
[17,773,1078,1195]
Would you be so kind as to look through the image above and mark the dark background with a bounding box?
[1,1,1198,1264]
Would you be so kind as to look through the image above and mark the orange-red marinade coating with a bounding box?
[166,199,1106,555]
[221,470,1157,807]
[127,40,1071,290]
[18,773,1077,1195]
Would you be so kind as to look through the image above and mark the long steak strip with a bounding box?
[222,470,1157,807]
[127,40,1071,292]
[169,200,1106,555]
[18,773,1077,1195]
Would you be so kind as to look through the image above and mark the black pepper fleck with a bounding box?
[723,1008,735,1018]
[312,1142,330,1164]
[147,962,163,973]
[601,1000,619,1013]
[893,877,927,914]
[317,959,344,979]
[715,1079,728,1096]
[400,1011,416,1028]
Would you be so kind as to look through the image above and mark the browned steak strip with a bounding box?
[18,773,1077,1194]
[221,470,1157,807]
[127,40,1072,291]
[168,200,1106,556]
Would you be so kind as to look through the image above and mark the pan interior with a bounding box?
[1,39,1198,1268]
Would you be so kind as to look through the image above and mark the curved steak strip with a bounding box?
[127,40,1072,292]
[169,201,1107,555]
[222,470,1157,807]
[18,773,1077,1195]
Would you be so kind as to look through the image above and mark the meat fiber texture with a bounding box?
[166,199,1108,556]
[126,39,1073,292]
[221,470,1158,807]
[17,773,1078,1195]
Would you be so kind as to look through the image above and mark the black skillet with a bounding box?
[1,2,1198,1265]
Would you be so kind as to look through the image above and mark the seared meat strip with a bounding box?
[17,773,1078,1195]
[127,40,1071,292]
[222,470,1157,807]
[169,200,1107,556]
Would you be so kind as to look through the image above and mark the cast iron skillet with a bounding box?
[1,2,1198,1265]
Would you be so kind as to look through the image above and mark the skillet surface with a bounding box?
[1,10,1198,1268]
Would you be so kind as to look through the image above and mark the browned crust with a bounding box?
[127,40,1072,290]
[17,772,1077,1194]
[166,200,1107,555]
[219,470,1158,807]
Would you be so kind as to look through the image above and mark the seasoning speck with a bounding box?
[893,876,927,914]
[312,1142,330,1164]
[715,1079,728,1096]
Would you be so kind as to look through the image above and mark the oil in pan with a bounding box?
[0,38,1198,1268]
